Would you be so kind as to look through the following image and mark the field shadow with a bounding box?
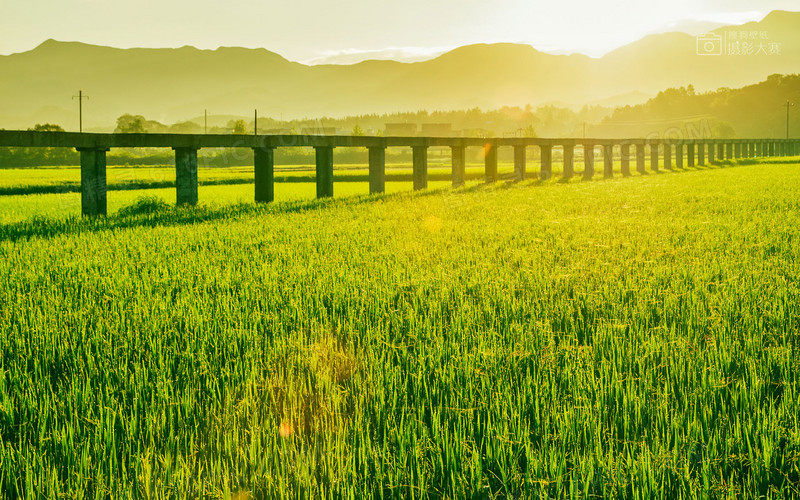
[0,157,785,244]
[0,183,466,244]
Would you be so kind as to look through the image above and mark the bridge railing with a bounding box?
[1,131,798,216]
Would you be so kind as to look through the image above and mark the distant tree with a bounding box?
[231,120,248,135]
[115,114,147,133]
[30,123,65,132]
[169,121,202,134]
[523,124,537,137]
[351,124,365,136]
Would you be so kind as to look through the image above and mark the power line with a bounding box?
[72,90,89,133]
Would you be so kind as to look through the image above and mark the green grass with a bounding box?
[0,161,799,498]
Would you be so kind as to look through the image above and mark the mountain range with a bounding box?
[1,10,798,130]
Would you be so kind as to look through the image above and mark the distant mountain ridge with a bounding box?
[1,10,799,129]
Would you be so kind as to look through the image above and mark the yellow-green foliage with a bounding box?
[0,162,799,498]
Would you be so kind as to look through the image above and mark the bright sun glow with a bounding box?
[0,0,796,62]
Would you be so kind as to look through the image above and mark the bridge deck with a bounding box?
[0,130,790,149]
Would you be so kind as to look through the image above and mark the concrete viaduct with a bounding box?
[0,131,797,216]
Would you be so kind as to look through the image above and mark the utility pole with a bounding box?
[204,109,208,134]
[72,90,89,132]
[785,100,794,139]
[254,109,258,135]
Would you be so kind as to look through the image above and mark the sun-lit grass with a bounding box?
[0,160,799,498]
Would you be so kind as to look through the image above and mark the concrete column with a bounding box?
[254,147,274,203]
[603,144,613,178]
[540,145,553,180]
[698,143,705,165]
[77,147,108,216]
[725,142,733,160]
[687,143,695,167]
[676,143,684,168]
[735,142,742,159]
[368,147,386,194]
[663,143,672,170]
[708,143,716,163]
[563,144,575,179]
[412,146,428,190]
[620,144,631,176]
[583,144,595,179]
[451,146,466,187]
[650,143,659,172]
[636,144,646,173]
[174,147,199,206]
[484,143,498,183]
[513,145,526,181]
[315,146,334,198]
[769,142,775,157]
[777,142,785,157]
[717,143,725,162]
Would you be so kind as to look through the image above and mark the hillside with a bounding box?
[1,10,799,129]
[596,73,800,139]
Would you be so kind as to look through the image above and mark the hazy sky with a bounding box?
[1,0,798,63]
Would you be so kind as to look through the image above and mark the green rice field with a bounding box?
[0,159,798,498]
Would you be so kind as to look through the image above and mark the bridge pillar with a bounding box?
[368,146,386,194]
[253,147,274,203]
[77,147,108,216]
[650,143,659,172]
[484,143,498,183]
[583,144,595,179]
[412,145,428,190]
[451,146,466,187]
[716,143,724,162]
[768,142,775,157]
[513,145,526,181]
[663,143,672,170]
[174,147,199,206]
[603,144,613,178]
[725,142,733,160]
[698,143,705,165]
[676,143,684,168]
[315,146,334,198]
[540,145,553,180]
[687,143,695,166]
[563,144,575,179]
[778,142,785,157]
[756,141,763,157]
[620,143,631,176]
[735,142,742,159]
[636,144,646,173]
